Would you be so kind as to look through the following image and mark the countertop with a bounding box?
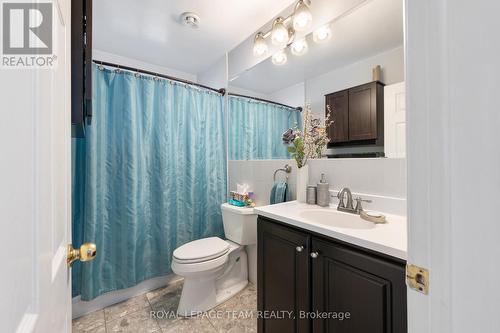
[254,201,407,260]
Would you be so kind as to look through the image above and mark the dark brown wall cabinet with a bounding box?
[325,81,384,147]
[258,216,407,333]
[71,0,92,138]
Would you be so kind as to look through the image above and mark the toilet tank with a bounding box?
[221,203,257,245]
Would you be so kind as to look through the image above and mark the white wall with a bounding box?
[228,159,298,207]
[229,157,406,206]
[268,82,305,108]
[228,85,270,100]
[197,55,228,89]
[308,158,406,198]
[93,49,198,82]
[228,81,305,108]
[305,45,404,117]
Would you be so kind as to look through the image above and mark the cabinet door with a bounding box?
[258,218,311,333]
[326,90,349,143]
[311,237,407,333]
[348,82,378,141]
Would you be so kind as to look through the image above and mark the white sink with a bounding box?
[255,201,406,260]
[298,209,376,230]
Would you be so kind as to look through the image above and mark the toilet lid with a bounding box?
[173,237,230,263]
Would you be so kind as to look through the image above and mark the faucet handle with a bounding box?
[354,197,372,213]
[355,196,372,203]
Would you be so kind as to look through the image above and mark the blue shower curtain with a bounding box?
[228,95,302,160]
[72,65,227,300]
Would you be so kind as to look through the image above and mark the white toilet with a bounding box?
[171,203,257,315]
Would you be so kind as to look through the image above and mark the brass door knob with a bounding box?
[67,243,97,267]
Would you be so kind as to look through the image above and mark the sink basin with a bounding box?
[298,209,376,230]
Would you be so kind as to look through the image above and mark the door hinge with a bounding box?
[406,264,429,295]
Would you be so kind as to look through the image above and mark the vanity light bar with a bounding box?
[254,0,312,49]
[253,0,334,64]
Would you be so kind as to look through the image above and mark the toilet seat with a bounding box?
[173,237,229,264]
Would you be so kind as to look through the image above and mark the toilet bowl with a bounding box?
[171,203,257,315]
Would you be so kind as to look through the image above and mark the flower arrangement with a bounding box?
[282,104,333,168]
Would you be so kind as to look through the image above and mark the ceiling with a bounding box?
[230,0,404,94]
[93,0,297,75]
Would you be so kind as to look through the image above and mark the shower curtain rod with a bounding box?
[92,60,226,95]
[228,92,302,112]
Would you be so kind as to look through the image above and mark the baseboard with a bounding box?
[72,274,182,319]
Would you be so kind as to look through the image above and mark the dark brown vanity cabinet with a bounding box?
[326,90,349,143]
[311,237,407,333]
[258,216,407,333]
[257,219,311,333]
[325,81,384,147]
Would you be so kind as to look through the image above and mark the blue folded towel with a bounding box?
[270,181,290,204]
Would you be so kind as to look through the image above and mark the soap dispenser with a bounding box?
[317,173,330,207]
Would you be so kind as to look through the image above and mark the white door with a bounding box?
[406,0,500,332]
[384,82,406,158]
[0,1,73,332]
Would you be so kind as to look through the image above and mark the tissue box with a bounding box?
[229,191,248,202]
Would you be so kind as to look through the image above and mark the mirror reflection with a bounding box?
[228,0,404,159]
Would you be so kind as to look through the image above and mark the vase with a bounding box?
[296,164,309,203]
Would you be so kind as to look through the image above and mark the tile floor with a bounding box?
[72,280,257,333]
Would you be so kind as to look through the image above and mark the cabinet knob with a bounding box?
[310,251,319,259]
[296,246,304,253]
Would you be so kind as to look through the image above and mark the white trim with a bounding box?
[72,274,182,319]
[405,0,452,332]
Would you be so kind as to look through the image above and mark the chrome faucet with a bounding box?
[337,187,371,215]
[337,187,354,213]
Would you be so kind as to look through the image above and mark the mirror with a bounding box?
[228,0,404,159]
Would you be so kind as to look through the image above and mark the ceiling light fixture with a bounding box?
[271,17,289,48]
[313,24,332,43]
[252,1,333,65]
[292,0,312,31]
[272,50,288,66]
[291,38,308,56]
[253,32,268,56]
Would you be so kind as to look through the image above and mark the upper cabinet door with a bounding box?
[258,217,311,333]
[311,237,407,333]
[326,90,349,143]
[348,82,380,141]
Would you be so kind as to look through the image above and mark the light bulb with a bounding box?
[271,17,289,48]
[253,32,268,56]
[293,1,312,31]
[291,38,308,56]
[313,24,332,43]
[272,50,288,66]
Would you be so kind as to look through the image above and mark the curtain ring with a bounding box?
[134,68,140,78]
[115,65,121,74]
[98,61,104,71]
